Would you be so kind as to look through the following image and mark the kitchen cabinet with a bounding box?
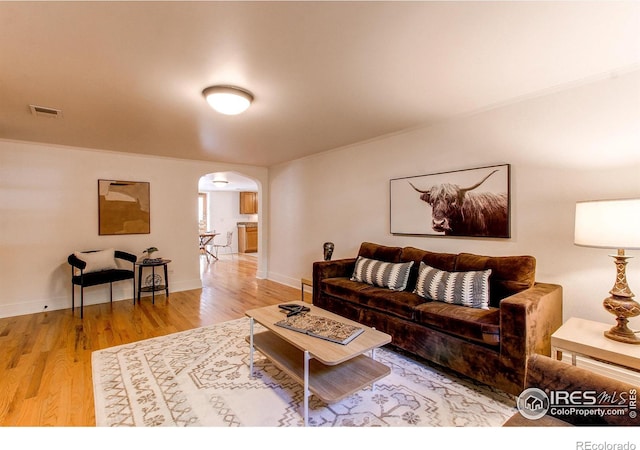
[238,223,258,253]
[240,192,258,214]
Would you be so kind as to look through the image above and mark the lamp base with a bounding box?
[603,296,640,345]
[604,326,640,344]
[604,326,640,345]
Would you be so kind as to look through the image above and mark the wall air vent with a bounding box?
[29,104,63,119]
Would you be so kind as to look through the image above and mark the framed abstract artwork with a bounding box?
[390,164,510,238]
[98,179,150,235]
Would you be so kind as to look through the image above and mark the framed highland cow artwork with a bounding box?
[390,164,510,238]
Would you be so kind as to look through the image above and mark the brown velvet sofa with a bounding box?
[312,242,563,396]
[504,354,639,426]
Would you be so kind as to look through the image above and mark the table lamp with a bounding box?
[574,198,640,344]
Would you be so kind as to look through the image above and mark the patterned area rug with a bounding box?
[92,318,516,426]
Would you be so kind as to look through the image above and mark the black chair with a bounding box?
[68,250,137,318]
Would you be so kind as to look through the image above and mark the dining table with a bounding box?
[199,232,219,262]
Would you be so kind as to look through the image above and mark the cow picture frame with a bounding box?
[390,164,510,238]
[98,179,150,235]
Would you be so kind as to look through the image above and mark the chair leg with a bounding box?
[80,286,84,319]
[71,283,75,313]
[110,282,113,303]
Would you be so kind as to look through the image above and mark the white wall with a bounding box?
[267,70,640,326]
[1,70,638,326]
[0,140,268,318]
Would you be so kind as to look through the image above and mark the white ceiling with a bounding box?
[198,171,257,192]
[1,1,639,167]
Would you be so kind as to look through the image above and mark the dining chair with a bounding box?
[214,231,234,258]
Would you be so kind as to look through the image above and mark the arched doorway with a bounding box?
[197,171,260,260]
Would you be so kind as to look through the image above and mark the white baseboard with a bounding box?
[266,271,310,292]
[0,278,203,319]
[0,287,133,319]
[168,278,203,293]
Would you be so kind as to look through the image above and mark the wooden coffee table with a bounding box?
[245,302,392,426]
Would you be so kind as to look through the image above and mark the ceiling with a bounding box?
[198,171,257,192]
[1,1,639,167]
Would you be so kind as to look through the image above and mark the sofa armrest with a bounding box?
[312,258,357,303]
[524,354,639,426]
[499,282,563,366]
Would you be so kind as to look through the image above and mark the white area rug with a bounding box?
[92,318,516,426]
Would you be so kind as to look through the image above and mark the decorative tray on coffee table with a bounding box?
[275,313,364,345]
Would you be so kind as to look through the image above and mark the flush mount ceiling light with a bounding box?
[211,179,229,185]
[202,85,254,115]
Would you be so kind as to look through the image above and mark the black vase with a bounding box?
[323,242,334,261]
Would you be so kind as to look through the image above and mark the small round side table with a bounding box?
[136,258,171,304]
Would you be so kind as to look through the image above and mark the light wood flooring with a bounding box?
[0,254,306,426]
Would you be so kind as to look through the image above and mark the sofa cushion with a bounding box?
[400,246,458,271]
[357,242,403,263]
[321,277,426,321]
[414,301,501,346]
[351,256,414,291]
[455,253,536,307]
[400,246,458,292]
[413,262,491,310]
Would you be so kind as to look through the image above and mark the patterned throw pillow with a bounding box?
[413,262,491,309]
[351,256,414,291]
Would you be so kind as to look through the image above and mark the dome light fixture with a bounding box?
[202,85,254,115]
[211,179,229,185]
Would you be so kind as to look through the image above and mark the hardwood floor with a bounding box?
[0,254,305,426]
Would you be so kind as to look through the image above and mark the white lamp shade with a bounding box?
[203,86,253,115]
[574,198,640,249]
